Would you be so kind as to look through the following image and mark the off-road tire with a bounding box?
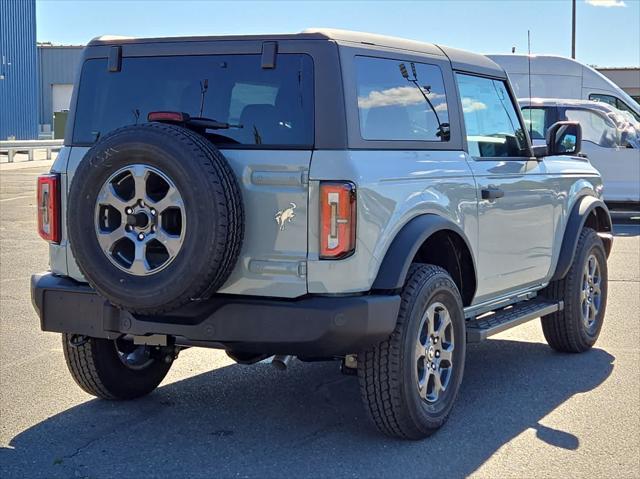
[358,264,466,440]
[62,334,172,400]
[541,227,608,353]
[67,123,244,314]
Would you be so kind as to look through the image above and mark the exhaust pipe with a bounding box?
[271,355,294,370]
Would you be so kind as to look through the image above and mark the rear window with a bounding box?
[73,54,314,147]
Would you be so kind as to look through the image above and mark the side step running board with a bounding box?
[466,299,563,343]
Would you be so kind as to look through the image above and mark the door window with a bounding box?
[522,107,548,140]
[564,108,621,147]
[456,74,528,158]
[589,93,640,122]
[355,56,450,141]
[589,93,617,108]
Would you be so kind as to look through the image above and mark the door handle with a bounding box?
[481,187,504,200]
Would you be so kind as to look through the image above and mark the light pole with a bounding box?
[572,0,576,59]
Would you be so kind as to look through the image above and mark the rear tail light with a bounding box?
[320,181,356,259]
[37,174,60,243]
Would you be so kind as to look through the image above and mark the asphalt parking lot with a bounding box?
[1,165,638,478]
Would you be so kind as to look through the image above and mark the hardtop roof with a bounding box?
[88,28,506,78]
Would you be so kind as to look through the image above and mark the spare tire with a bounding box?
[68,123,244,314]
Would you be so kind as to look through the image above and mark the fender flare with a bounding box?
[551,195,612,281]
[372,214,476,291]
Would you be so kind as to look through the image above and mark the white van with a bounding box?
[489,54,640,122]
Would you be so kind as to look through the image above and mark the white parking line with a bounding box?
[0,349,63,371]
[0,195,32,203]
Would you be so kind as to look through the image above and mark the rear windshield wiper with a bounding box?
[147,111,243,130]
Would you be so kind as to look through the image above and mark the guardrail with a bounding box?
[0,140,64,163]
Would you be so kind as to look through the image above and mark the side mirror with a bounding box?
[545,121,582,156]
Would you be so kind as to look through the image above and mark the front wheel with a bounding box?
[358,264,466,439]
[62,334,173,399]
[541,227,608,353]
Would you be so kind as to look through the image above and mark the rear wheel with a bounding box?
[62,334,173,400]
[358,264,466,439]
[541,227,608,353]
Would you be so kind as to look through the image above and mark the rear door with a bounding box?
[68,46,316,297]
[455,73,556,301]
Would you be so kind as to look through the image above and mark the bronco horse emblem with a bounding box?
[275,203,296,231]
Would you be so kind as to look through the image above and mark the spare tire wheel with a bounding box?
[67,123,244,314]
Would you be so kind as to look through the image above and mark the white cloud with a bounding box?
[585,0,626,7]
[461,97,487,113]
[434,102,448,112]
[358,86,445,109]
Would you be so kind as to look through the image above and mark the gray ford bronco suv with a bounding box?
[32,29,613,439]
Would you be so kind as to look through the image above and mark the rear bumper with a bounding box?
[31,272,400,356]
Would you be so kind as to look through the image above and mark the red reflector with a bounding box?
[37,174,60,243]
[320,182,356,259]
[147,111,188,122]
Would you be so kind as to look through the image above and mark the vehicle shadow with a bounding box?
[1,339,614,478]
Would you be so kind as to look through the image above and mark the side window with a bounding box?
[456,74,528,158]
[355,56,450,141]
[522,107,548,140]
[589,93,617,108]
[565,108,621,148]
[590,93,640,122]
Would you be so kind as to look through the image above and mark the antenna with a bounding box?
[527,30,533,138]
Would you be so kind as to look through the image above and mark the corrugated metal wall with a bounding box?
[38,45,83,128]
[38,46,84,128]
[0,0,38,140]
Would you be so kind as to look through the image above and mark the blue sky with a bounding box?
[36,0,640,67]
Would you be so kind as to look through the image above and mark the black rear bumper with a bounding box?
[31,273,400,356]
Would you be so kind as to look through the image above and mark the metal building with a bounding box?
[37,44,83,135]
[0,0,39,140]
[597,67,640,104]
